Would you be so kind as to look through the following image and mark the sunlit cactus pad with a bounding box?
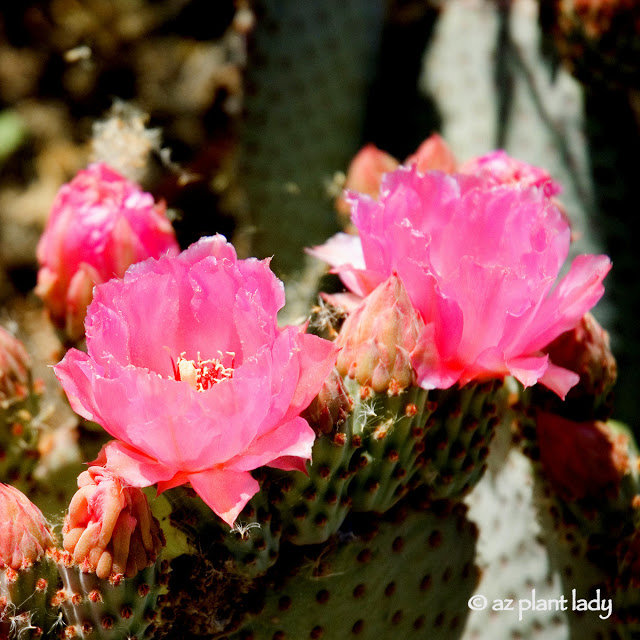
[227,494,480,640]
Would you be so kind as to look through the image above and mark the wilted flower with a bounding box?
[54,236,338,527]
[36,163,179,340]
[0,326,30,407]
[63,467,163,579]
[311,167,610,397]
[0,484,54,570]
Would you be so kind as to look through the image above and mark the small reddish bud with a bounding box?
[336,144,399,216]
[537,412,629,501]
[301,368,353,434]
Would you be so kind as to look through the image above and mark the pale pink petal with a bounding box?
[93,440,178,487]
[187,468,260,528]
[227,416,315,472]
[268,328,340,427]
[319,291,363,313]
[505,354,551,389]
[537,362,581,400]
[307,233,365,271]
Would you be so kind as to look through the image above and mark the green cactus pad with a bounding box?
[161,482,281,580]
[0,554,59,640]
[227,493,480,640]
[420,381,501,500]
[272,426,358,545]
[56,560,162,640]
[343,380,436,513]
[0,384,41,493]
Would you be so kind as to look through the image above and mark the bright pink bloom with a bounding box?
[459,150,562,198]
[54,236,338,527]
[0,484,54,570]
[36,163,179,340]
[311,167,610,397]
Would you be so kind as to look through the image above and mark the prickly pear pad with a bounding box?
[229,495,480,640]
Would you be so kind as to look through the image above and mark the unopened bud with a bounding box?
[0,484,55,570]
[536,412,628,502]
[405,134,457,174]
[336,275,424,393]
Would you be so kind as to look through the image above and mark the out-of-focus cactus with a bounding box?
[0,484,59,639]
[35,163,179,342]
[0,326,41,493]
[539,0,640,89]
[55,467,165,639]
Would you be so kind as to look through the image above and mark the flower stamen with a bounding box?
[173,351,235,391]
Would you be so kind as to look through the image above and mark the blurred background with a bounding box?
[1,0,638,425]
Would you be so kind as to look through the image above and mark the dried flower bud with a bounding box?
[300,368,353,434]
[0,326,30,407]
[63,467,164,580]
[0,484,55,570]
[536,412,629,501]
[335,275,424,393]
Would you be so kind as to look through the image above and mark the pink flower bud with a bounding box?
[63,467,164,580]
[335,275,424,393]
[536,413,629,501]
[336,144,399,216]
[405,133,458,174]
[0,484,55,570]
[36,163,180,341]
[0,326,30,406]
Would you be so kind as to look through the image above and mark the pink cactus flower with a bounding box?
[36,163,180,341]
[63,467,163,579]
[311,167,610,398]
[0,484,55,570]
[459,150,562,198]
[54,236,338,527]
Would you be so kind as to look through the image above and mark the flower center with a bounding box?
[172,351,234,391]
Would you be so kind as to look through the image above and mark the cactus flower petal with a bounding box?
[55,236,338,527]
[187,468,260,528]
